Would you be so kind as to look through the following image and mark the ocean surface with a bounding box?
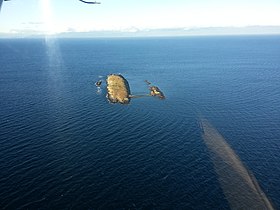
[0,36,279,209]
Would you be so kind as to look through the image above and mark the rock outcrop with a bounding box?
[106,74,131,104]
[149,86,165,99]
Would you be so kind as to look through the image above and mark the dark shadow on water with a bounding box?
[200,119,274,210]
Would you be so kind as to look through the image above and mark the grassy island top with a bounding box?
[106,74,131,104]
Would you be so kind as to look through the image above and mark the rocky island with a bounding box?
[106,74,131,104]
[149,86,165,99]
[98,74,165,104]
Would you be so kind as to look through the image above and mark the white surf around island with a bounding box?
[200,119,274,210]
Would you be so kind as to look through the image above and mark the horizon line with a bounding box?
[1,25,280,38]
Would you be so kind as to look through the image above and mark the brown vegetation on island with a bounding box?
[106,74,131,104]
[103,74,165,104]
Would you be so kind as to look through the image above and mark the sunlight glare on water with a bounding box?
[40,0,65,83]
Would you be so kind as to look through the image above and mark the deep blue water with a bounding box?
[0,36,280,209]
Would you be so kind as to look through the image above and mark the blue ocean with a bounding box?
[0,36,279,209]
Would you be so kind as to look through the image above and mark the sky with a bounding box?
[1,0,280,36]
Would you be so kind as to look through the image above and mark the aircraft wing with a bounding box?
[0,0,11,11]
[0,0,3,10]
[78,0,101,4]
[0,0,101,12]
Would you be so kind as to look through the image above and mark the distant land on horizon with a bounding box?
[1,25,280,38]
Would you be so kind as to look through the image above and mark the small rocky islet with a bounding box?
[97,74,165,104]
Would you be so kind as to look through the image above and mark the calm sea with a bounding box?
[0,36,279,209]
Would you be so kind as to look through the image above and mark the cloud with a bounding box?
[66,27,77,32]
[0,29,45,38]
[58,26,280,38]
[1,26,280,38]
[120,27,140,33]
[21,22,44,25]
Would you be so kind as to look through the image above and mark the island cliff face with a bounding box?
[106,74,131,104]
